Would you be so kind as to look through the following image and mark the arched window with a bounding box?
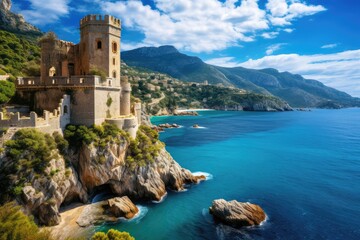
[97,40,102,49]
[49,66,56,77]
[112,42,118,53]
[113,71,116,78]
[63,105,68,114]
[113,58,116,65]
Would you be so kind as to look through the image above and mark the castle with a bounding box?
[0,15,141,138]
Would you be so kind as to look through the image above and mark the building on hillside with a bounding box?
[0,14,141,138]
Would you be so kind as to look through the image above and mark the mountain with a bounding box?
[0,0,41,77]
[122,46,359,108]
[0,0,42,39]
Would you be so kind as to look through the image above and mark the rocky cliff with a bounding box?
[0,0,42,37]
[0,125,204,226]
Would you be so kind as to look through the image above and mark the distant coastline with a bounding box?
[175,108,215,113]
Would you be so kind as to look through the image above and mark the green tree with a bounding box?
[0,80,15,104]
[91,229,135,240]
[0,202,53,240]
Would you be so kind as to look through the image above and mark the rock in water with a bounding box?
[76,196,138,227]
[209,199,266,227]
[108,196,139,219]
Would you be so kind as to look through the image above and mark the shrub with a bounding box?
[126,125,164,169]
[0,202,53,240]
[89,66,107,81]
[91,229,135,240]
[1,129,58,202]
[0,80,15,104]
[64,122,129,150]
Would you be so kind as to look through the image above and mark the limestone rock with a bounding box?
[19,158,88,226]
[209,199,266,228]
[1,0,11,11]
[76,201,113,227]
[76,196,138,227]
[38,202,61,226]
[108,196,138,219]
[3,131,204,227]
[0,0,41,35]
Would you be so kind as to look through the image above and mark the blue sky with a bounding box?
[12,0,360,96]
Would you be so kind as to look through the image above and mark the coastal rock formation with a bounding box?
[209,199,266,228]
[76,196,138,227]
[19,158,88,226]
[107,148,205,201]
[108,196,138,219]
[2,133,204,226]
[77,140,205,202]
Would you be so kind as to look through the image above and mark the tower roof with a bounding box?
[80,14,121,29]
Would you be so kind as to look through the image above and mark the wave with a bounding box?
[152,192,168,203]
[192,171,213,180]
[120,205,149,224]
[192,126,207,129]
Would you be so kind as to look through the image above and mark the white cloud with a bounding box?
[262,31,279,39]
[283,28,294,33]
[239,49,360,97]
[100,0,325,53]
[266,43,287,55]
[321,43,338,49]
[205,57,240,67]
[121,42,149,51]
[266,0,326,26]
[20,0,70,25]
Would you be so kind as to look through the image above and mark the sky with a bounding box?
[12,0,360,97]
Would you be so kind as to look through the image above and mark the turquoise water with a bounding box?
[99,109,360,239]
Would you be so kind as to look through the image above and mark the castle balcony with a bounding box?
[16,75,119,90]
[16,77,41,86]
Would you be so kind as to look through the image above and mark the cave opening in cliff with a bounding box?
[90,183,117,203]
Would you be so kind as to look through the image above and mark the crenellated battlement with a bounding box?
[80,14,121,28]
[0,95,71,135]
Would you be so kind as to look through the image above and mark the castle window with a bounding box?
[49,66,56,77]
[113,71,117,78]
[97,40,102,49]
[112,42,118,53]
[113,58,116,65]
[63,105,68,114]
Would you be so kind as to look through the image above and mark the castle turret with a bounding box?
[79,15,121,87]
[120,76,131,115]
[40,33,75,83]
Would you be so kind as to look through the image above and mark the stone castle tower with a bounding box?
[13,15,141,137]
[79,15,121,86]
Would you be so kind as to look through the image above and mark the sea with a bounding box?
[98,109,360,240]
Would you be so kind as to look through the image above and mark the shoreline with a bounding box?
[43,203,93,240]
[175,108,214,113]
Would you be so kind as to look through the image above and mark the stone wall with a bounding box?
[0,95,70,134]
[93,87,121,125]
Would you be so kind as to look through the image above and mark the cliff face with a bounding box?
[4,133,203,226]
[0,0,42,36]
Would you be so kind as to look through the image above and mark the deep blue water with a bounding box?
[99,109,360,240]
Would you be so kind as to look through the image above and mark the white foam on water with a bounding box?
[192,126,207,129]
[192,171,213,181]
[120,205,149,224]
[151,192,168,203]
[202,208,214,223]
[259,214,269,226]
